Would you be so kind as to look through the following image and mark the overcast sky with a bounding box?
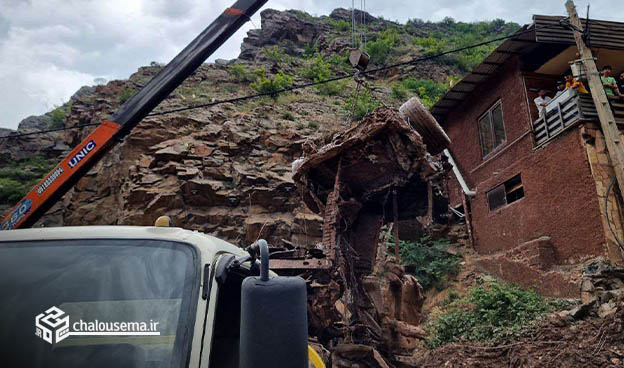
[0,0,622,129]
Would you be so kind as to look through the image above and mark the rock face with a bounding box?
[0,92,85,162]
[0,128,13,137]
[240,9,332,60]
[48,62,339,249]
[329,8,378,23]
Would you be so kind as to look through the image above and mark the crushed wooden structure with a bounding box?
[283,106,449,365]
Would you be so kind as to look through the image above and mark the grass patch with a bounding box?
[427,281,564,348]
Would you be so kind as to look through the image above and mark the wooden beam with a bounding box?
[566,0,624,220]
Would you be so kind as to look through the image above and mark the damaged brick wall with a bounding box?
[444,57,607,266]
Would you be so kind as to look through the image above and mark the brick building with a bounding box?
[431,16,624,296]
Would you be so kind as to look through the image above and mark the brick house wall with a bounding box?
[444,56,606,265]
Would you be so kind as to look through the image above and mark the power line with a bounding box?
[1,21,564,140]
[148,22,557,116]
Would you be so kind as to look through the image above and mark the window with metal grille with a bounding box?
[478,100,506,158]
[487,174,524,211]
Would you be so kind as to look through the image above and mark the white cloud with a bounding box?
[0,0,623,129]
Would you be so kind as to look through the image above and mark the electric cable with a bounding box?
[0,21,566,140]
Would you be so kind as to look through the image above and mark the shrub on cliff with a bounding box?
[344,88,379,120]
[328,19,351,32]
[227,64,253,82]
[365,29,398,64]
[250,69,293,96]
[0,155,55,206]
[263,45,288,63]
[301,54,346,96]
[118,87,136,104]
[0,178,25,204]
[50,101,72,129]
[396,235,460,290]
[390,77,452,108]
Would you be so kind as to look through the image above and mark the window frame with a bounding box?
[486,174,525,212]
[477,99,507,159]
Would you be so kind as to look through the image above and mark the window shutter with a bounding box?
[487,184,506,211]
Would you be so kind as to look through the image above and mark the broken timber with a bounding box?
[293,107,449,275]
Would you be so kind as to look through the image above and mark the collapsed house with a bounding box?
[270,106,450,366]
[431,15,624,297]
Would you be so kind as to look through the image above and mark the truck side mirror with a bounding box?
[239,240,308,368]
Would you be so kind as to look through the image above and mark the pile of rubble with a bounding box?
[571,257,624,320]
[413,257,624,367]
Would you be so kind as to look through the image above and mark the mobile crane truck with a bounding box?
[0,1,325,367]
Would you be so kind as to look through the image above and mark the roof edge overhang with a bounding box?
[431,14,624,125]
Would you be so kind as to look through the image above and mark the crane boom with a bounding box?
[1,0,268,230]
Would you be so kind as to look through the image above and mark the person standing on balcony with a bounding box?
[600,66,622,98]
[534,89,552,117]
[565,72,588,94]
[617,72,624,98]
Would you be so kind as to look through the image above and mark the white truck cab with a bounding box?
[0,226,319,368]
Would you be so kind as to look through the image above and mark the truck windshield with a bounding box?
[0,239,199,368]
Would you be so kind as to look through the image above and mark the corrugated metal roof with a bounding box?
[534,15,624,50]
[431,15,624,124]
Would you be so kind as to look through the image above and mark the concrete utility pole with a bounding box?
[566,0,624,197]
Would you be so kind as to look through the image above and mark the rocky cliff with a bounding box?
[1,8,472,245]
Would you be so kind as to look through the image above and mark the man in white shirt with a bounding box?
[554,81,566,98]
[534,89,552,118]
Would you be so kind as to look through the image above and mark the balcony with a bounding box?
[532,89,624,146]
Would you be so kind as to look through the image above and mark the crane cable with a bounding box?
[0,21,567,140]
